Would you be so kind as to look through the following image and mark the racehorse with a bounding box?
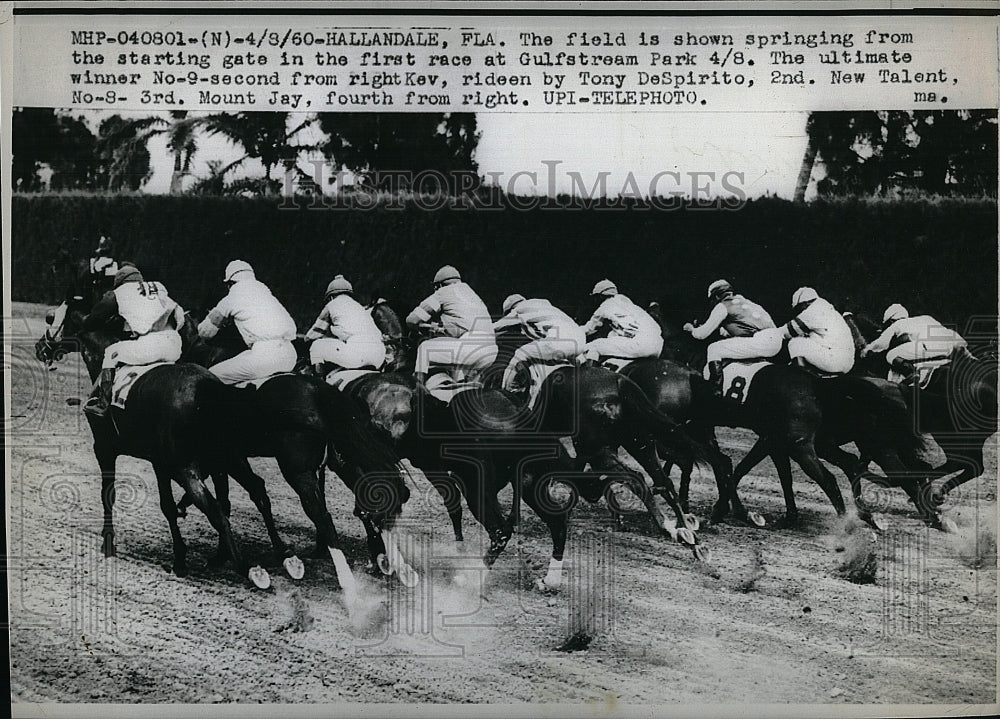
[34,296,271,588]
[653,307,929,529]
[843,312,998,508]
[483,326,713,558]
[177,313,419,594]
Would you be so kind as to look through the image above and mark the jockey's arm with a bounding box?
[581,306,608,337]
[81,292,118,331]
[406,297,436,330]
[493,314,522,331]
[171,302,186,330]
[687,303,728,341]
[304,306,332,342]
[862,324,897,356]
[197,296,232,340]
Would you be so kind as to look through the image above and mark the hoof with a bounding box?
[283,555,305,580]
[172,563,188,578]
[397,563,420,588]
[376,553,392,576]
[863,512,888,533]
[101,536,116,558]
[932,516,958,533]
[676,527,697,546]
[747,511,766,528]
[683,514,701,532]
[534,577,559,594]
[693,545,712,563]
[248,565,271,590]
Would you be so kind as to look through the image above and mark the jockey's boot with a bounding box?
[576,349,600,368]
[890,357,917,385]
[83,368,115,419]
[706,361,724,396]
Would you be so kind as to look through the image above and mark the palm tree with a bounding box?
[202,112,318,195]
[165,111,201,194]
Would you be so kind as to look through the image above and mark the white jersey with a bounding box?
[113,281,175,336]
[412,281,494,337]
[583,294,661,341]
[867,315,966,354]
[306,294,383,343]
[203,277,297,346]
[787,297,853,350]
[495,298,582,341]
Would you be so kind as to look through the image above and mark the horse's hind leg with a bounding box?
[153,465,187,576]
[770,451,800,528]
[430,471,466,546]
[788,440,847,517]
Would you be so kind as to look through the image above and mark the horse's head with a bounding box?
[178,308,246,369]
[34,294,114,380]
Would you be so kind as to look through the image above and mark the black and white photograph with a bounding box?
[4,2,999,714]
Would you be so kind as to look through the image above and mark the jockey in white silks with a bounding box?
[862,303,968,380]
[684,279,781,385]
[82,264,185,418]
[305,274,386,373]
[580,279,663,362]
[405,265,498,389]
[782,287,856,374]
[197,260,298,385]
[493,294,586,391]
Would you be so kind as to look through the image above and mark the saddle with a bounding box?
[110,362,171,408]
[233,372,297,390]
[324,367,379,391]
[600,357,636,372]
[890,357,951,389]
[719,360,771,404]
[791,356,843,380]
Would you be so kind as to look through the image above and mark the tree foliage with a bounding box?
[799,110,997,199]
[317,112,479,193]
[12,108,98,191]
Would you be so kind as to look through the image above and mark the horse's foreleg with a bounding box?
[771,450,799,528]
[623,438,690,538]
[96,446,117,557]
[520,474,570,591]
[228,459,303,579]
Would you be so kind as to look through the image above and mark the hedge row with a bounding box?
[12,194,998,335]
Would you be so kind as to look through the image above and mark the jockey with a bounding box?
[782,287,855,375]
[684,279,781,385]
[580,279,663,362]
[493,294,586,392]
[197,260,298,385]
[405,265,498,390]
[89,234,119,281]
[304,274,387,374]
[82,265,185,418]
[862,304,968,378]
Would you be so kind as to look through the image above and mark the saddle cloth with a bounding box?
[601,357,635,372]
[111,362,170,409]
[890,358,951,389]
[233,372,298,390]
[720,361,771,405]
[325,368,378,391]
[528,362,571,410]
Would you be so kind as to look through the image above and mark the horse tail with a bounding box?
[316,382,403,478]
[827,375,929,469]
[618,375,711,466]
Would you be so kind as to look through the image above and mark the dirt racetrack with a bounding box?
[8,301,998,709]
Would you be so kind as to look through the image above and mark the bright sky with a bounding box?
[82,110,814,199]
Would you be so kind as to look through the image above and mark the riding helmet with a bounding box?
[113,266,144,288]
[502,293,526,314]
[224,259,254,283]
[791,287,818,306]
[883,303,908,324]
[434,265,461,284]
[707,279,734,300]
[591,279,618,296]
[326,274,354,297]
